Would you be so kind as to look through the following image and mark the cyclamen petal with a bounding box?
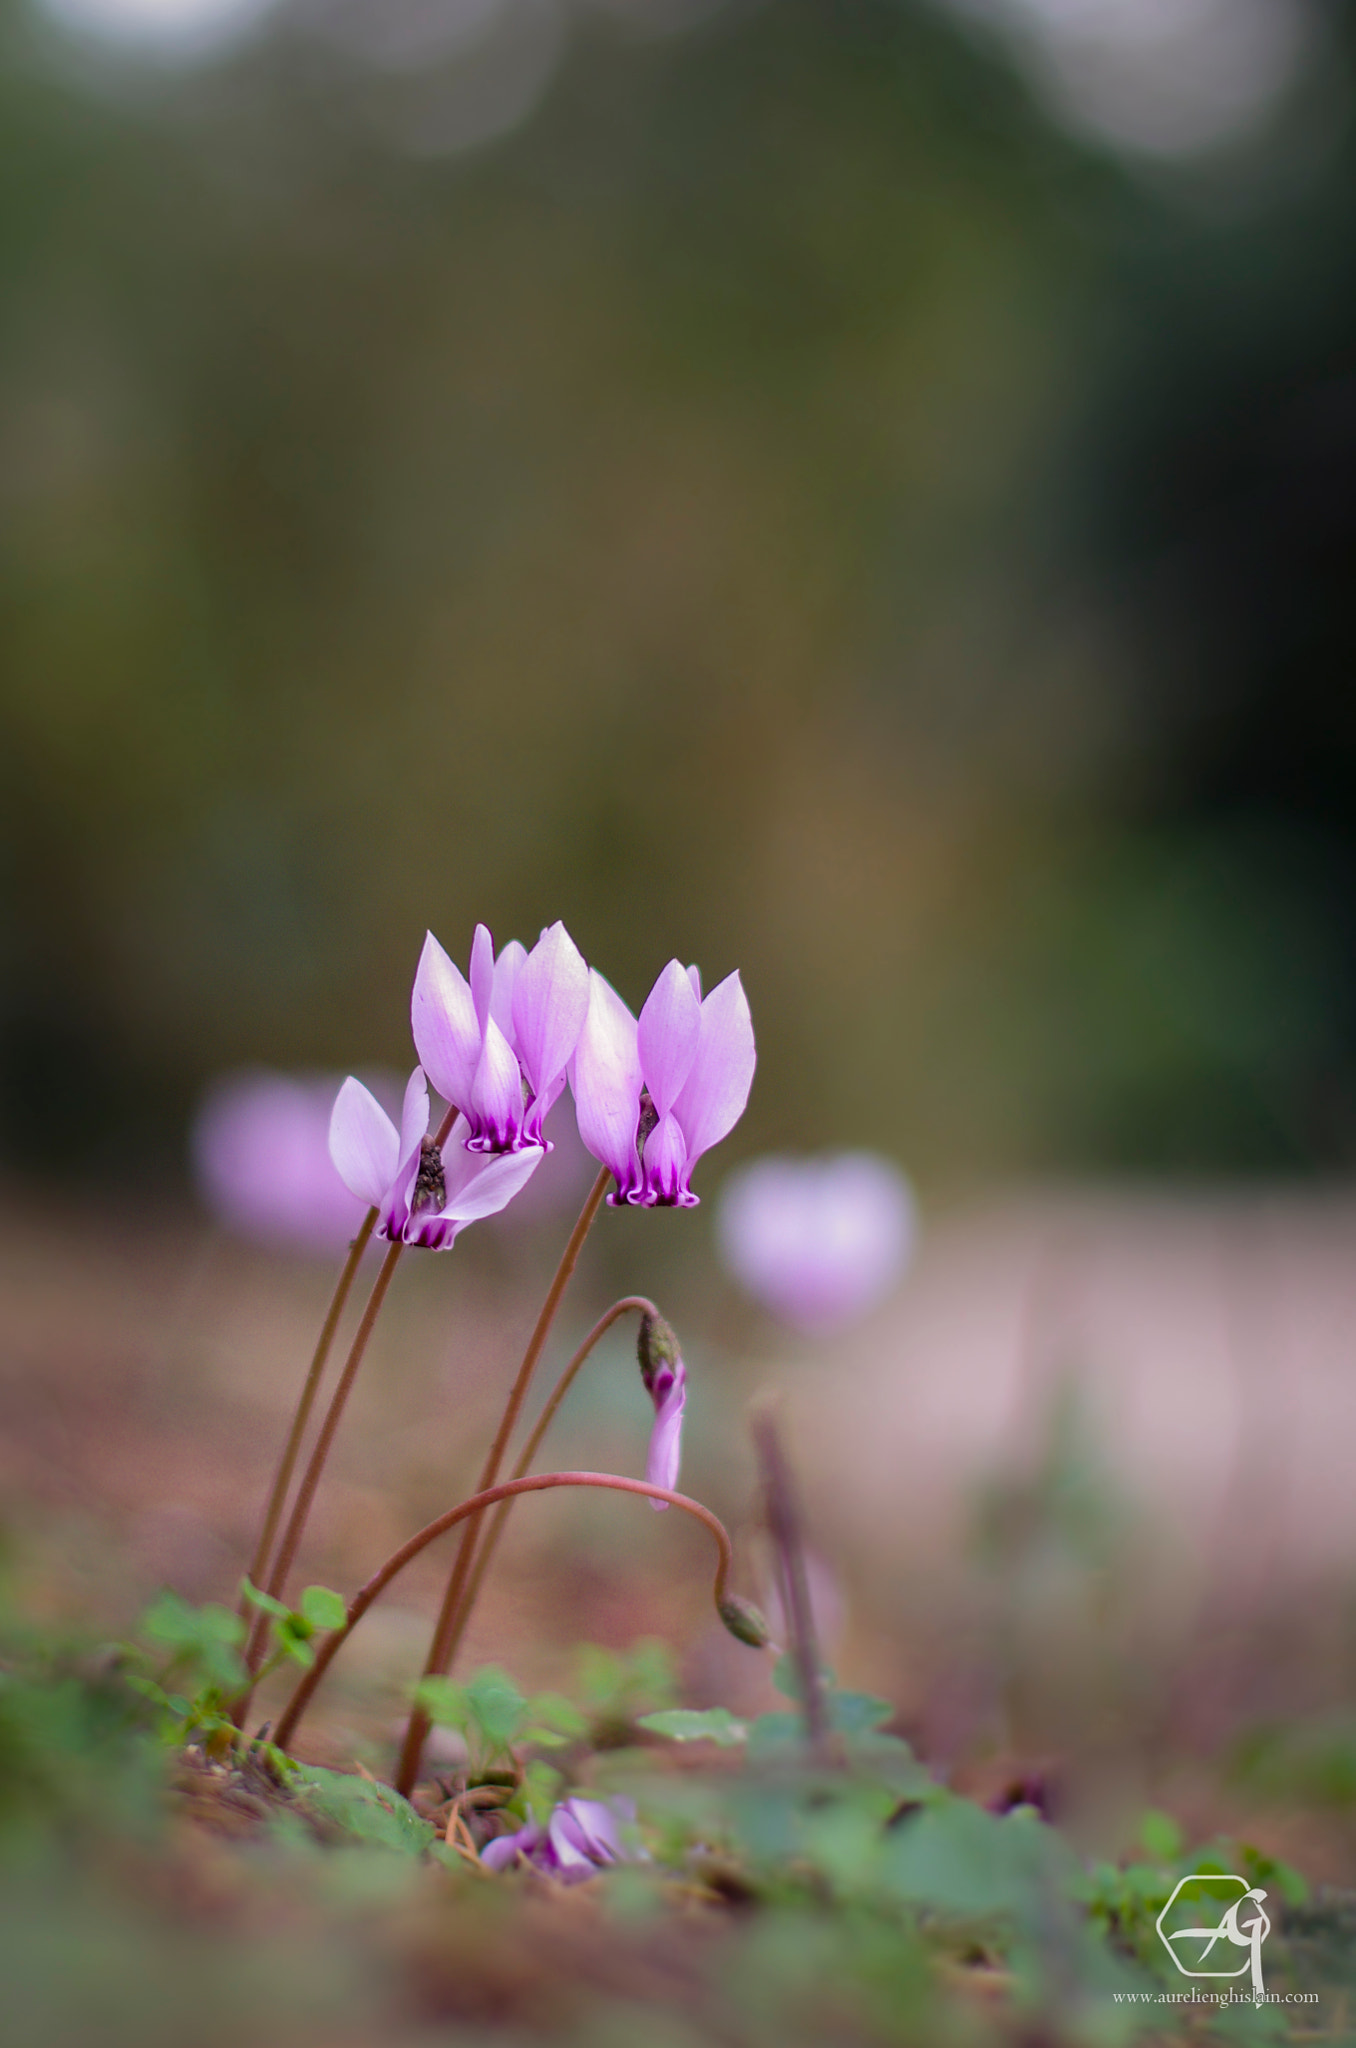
[512,922,589,1131]
[637,959,702,1119]
[569,970,644,1202]
[466,1015,529,1152]
[671,971,756,1173]
[329,1077,401,1209]
[483,1798,631,1882]
[470,923,497,1034]
[333,1070,543,1250]
[411,932,482,1112]
[439,1130,544,1224]
[398,1066,431,1164]
[644,1355,686,1509]
[490,939,527,1046]
[639,1111,691,1209]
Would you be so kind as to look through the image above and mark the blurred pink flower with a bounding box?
[480,1795,635,1881]
[716,1152,916,1330]
[191,1069,379,1254]
[569,961,755,1206]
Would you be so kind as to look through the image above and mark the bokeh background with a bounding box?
[5,0,1356,1186]
[4,0,1356,1872]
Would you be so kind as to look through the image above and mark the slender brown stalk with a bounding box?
[751,1403,832,1761]
[272,1470,735,1753]
[238,1238,404,1701]
[394,1164,612,1795]
[239,1103,461,1694]
[431,1295,658,1680]
[236,1207,378,1629]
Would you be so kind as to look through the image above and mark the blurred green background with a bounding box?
[3,0,1355,1192]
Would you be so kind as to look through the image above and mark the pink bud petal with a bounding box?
[644,1358,686,1507]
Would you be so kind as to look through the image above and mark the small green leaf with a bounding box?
[524,1691,588,1740]
[638,1707,748,1748]
[239,1578,292,1620]
[140,1593,246,1692]
[414,1676,468,1730]
[828,1691,894,1735]
[464,1666,526,1749]
[771,1653,835,1702]
[1139,1808,1183,1864]
[290,1764,434,1856]
[745,1710,804,1758]
[299,1585,347,1633]
[277,1618,316,1668]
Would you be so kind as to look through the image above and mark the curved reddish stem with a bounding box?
[395,1164,612,1794]
[272,1470,734,1754]
[428,1295,659,1678]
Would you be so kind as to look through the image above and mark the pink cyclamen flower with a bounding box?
[191,1070,376,1254]
[717,1152,916,1329]
[411,922,589,1155]
[569,961,755,1206]
[480,1795,634,1882]
[637,1312,686,1513]
[329,1066,542,1249]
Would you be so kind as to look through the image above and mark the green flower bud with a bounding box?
[637,1310,682,1398]
[718,1595,772,1649]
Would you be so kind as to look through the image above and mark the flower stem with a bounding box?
[236,1207,378,1631]
[237,1237,405,1707]
[427,1295,658,1684]
[394,1165,612,1796]
[271,1470,736,1753]
[750,1403,832,1762]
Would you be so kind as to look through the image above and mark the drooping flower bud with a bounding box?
[718,1594,773,1648]
[636,1310,682,1397]
[636,1311,686,1510]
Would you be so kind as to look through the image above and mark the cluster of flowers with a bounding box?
[327,922,753,1499]
[329,922,756,1248]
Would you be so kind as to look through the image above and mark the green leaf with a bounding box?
[771,1653,835,1702]
[463,1666,526,1750]
[638,1707,748,1748]
[299,1585,347,1633]
[829,1691,894,1735]
[520,1758,563,1824]
[289,1764,435,1856]
[276,1618,316,1668]
[414,1676,468,1731]
[238,1579,291,1620]
[139,1593,246,1693]
[746,1711,804,1758]
[523,1692,588,1740]
[881,1798,1081,1925]
[1139,1808,1183,1864]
